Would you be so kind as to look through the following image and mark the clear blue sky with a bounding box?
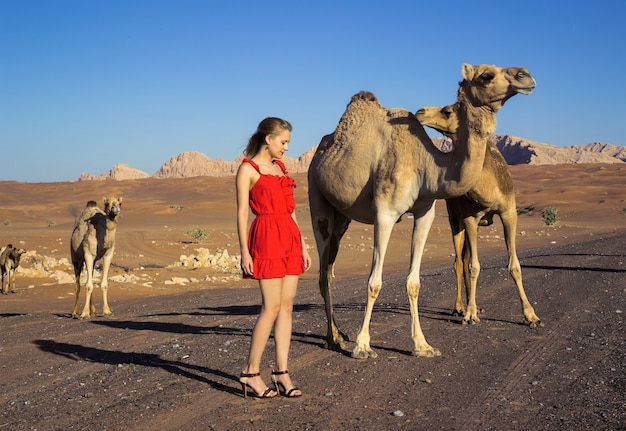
[1,0,625,182]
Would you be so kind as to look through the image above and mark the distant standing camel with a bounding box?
[308,64,536,358]
[70,197,122,319]
[0,244,27,294]
[416,103,541,327]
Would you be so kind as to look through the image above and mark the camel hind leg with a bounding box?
[309,181,351,351]
[501,210,541,327]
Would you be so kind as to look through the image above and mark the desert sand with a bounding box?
[0,163,624,430]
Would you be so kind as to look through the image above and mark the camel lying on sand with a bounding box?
[416,103,541,327]
[0,244,26,295]
[70,197,122,319]
[308,64,536,358]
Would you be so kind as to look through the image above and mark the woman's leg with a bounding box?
[273,275,301,393]
[243,278,282,394]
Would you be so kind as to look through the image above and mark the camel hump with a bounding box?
[348,91,380,106]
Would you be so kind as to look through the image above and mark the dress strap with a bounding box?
[273,159,289,175]
[242,158,261,174]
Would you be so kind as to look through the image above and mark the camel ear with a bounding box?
[461,63,475,80]
[118,197,123,204]
[103,197,109,205]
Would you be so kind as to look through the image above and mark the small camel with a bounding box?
[0,244,27,294]
[308,64,535,358]
[70,197,122,319]
[416,103,541,327]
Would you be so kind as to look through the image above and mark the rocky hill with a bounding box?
[152,151,237,179]
[494,136,625,165]
[78,163,149,181]
[77,136,624,181]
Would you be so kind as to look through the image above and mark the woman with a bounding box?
[236,117,312,399]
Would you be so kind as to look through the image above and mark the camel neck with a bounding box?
[432,87,492,197]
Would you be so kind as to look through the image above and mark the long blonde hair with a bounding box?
[244,117,292,158]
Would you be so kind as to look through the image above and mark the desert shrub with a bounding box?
[170,205,184,211]
[4,219,10,226]
[541,207,559,226]
[187,226,208,243]
[47,219,55,227]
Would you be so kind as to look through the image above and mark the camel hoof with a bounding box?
[413,347,441,358]
[351,348,378,359]
[324,339,346,351]
[463,315,480,325]
[528,319,543,328]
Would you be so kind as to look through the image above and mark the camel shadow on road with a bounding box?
[33,338,239,396]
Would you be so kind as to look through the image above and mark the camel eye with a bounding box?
[516,71,528,79]
[479,71,495,82]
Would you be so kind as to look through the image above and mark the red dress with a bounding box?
[243,158,305,280]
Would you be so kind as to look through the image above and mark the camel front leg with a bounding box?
[1,272,8,295]
[451,229,466,315]
[352,212,397,359]
[80,256,97,319]
[9,268,16,293]
[407,203,441,357]
[100,249,114,316]
[462,217,481,324]
[502,211,541,327]
[72,276,82,318]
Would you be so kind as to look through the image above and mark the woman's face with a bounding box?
[265,129,290,159]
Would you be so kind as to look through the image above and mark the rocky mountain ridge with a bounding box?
[78,136,624,181]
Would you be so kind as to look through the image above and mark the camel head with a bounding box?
[103,197,123,219]
[459,64,536,112]
[11,247,26,263]
[415,104,459,140]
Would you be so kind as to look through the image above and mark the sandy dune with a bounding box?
[0,163,623,296]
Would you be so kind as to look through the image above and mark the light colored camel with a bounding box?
[308,64,536,358]
[0,244,26,294]
[70,197,122,319]
[416,103,541,327]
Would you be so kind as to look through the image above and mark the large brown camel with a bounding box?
[308,64,536,358]
[70,197,122,319]
[416,103,541,327]
[0,244,26,295]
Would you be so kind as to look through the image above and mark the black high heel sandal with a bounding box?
[239,372,277,399]
[271,370,302,397]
